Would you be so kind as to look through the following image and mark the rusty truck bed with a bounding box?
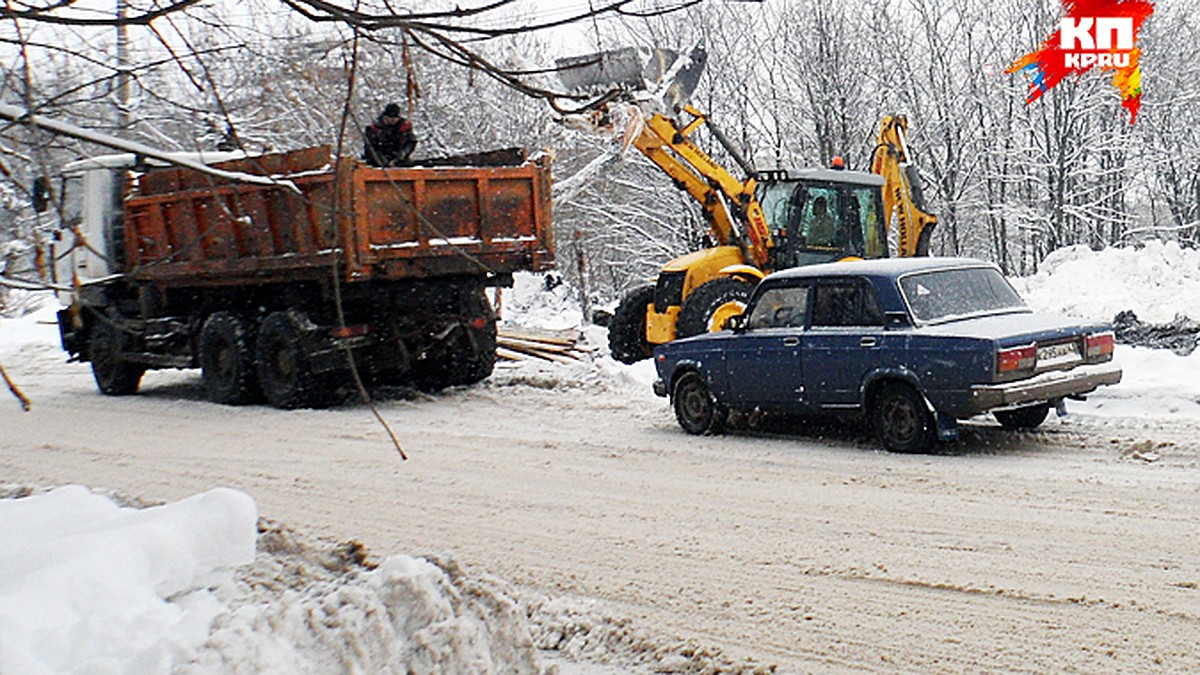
[123,146,553,286]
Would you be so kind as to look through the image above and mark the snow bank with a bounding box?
[0,290,58,360]
[1011,241,1200,323]
[0,487,546,675]
[0,486,257,675]
[189,518,543,675]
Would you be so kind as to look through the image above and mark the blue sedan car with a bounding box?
[652,258,1122,452]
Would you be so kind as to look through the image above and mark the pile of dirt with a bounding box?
[1112,310,1200,355]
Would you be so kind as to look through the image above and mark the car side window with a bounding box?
[812,280,884,327]
[747,285,809,330]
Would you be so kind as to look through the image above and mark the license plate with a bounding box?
[1038,341,1082,366]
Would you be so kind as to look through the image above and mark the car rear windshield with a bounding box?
[899,267,1026,323]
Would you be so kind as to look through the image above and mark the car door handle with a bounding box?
[783,337,800,347]
[860,337,878,348]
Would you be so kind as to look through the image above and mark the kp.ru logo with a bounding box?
[1008,0,1154,123]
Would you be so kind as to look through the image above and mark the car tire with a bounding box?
[199,312,262,405]
[608,284,655,364]
[872,382,935,453]
[994,404,1050,430]
[676,277,753,338]
[672,371,726,435]
[89,317,145,396]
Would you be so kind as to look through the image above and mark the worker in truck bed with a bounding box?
[363,102,417,167]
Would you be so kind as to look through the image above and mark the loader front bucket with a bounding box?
[556,46,707,109]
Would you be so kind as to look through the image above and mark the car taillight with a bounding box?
[997,344,1036,373]
[1085,331,1115,360]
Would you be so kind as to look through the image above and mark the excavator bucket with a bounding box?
[556,46,707,110]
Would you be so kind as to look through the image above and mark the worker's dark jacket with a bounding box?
[363,118,417,167]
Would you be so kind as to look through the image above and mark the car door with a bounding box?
[801,278,887,407]
[722,283,811,410]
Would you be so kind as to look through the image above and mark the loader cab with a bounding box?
[756,169,887,269]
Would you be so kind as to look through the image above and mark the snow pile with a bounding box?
[499,272,583,331]
[528,595,769,674]
[1007,241,1200,421]
[1011,241,1200,323]
[192,528,542,674]
[0,486,257,674]
[0,487,545,675]
[0,290,57,360]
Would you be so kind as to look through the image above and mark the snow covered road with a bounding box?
[3,347,1200,672]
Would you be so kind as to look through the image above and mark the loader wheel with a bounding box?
[256,311,329,409]
[676,277,753,338]
[89,317,145,396]
[199,312,262,405]
[672,371,726,436]
[994,404,1050,430]
[608,284,655,364]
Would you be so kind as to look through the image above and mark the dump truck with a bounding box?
[36,145,553,408]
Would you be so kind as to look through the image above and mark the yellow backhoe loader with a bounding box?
[557,47,937,363]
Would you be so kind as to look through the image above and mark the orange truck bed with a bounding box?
[123,146,553,287]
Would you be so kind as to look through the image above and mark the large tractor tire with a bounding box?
[676,277,753,339]
[608,284,655,364]
[255,311,330,409]
[199,312,262,405]
[89,317,145,396]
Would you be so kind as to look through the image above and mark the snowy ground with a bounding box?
[2,242,1200,673]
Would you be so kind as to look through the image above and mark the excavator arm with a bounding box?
[871,114,937,256]
[630,106,774,269]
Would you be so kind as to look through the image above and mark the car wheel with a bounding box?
[872,382,935,453]
[199,312,262,405]
[676,277,753,338]
[255,311,330,409]
[89,317,145,396]
[994,404,1050,430]
[672,371,726,435]
[608,284,655,364]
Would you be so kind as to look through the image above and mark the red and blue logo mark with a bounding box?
[1008,0,1154,123]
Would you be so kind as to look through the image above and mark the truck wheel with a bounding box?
[412,320,497,392]
[255,312,328,409]
[676,277,753,338]
[994,404,1050,430]
[608,284,655,364]
[90,317,146,396]
[672,371,726,436]
[871,382,935,453]
[199,312,262,405]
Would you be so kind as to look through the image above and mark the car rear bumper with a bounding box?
[968,361,1122,413]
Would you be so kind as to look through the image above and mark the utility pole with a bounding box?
[115,0,131,134]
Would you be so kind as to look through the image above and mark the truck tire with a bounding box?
[871,382,935,453]
[676,277,753,339]
[255,311,329,409]
[412,319,497,392]
[199,312,262,405]
[608,284,655,364]
[672,371,726,435]
[994,404,1050,430]
[89,317,145,396]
